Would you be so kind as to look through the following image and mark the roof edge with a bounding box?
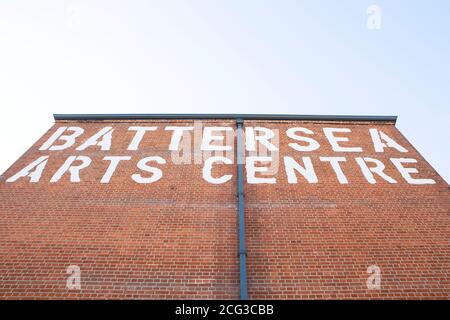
[53,114,397,123]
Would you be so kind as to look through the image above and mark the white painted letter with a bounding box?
[165,126,194,151]
[245,127,278,151]
[284,156,318,184]
[101,156,131,183]
[132,156,166,184]
[390,158,435,185]
[246,156,276,184]
[6,156,49,183]
[319,157,349,184]
[50,156,92,182]
[39,127,84,151]
[127,127,158,150]
[201,127,233,151]
[203,157,233,184]
[286,127,320,152]
[76,127,114,151]
[369,129,408,153]
[323,128,362,152]
[355,157,397,184]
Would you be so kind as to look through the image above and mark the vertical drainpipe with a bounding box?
[236,118,248,300]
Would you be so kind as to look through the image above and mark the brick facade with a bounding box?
[0,117,448,299]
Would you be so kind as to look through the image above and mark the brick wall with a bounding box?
[0,118,448,299]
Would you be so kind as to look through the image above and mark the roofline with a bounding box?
[53,114,397,123]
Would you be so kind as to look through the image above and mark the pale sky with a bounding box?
[0,1,449,182]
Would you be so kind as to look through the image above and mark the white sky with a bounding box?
[0,1,449,182]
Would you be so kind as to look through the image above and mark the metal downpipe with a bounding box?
[236,119,248,300]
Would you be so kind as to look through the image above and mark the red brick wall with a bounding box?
[0,119,448,299]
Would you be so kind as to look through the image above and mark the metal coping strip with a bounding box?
[53,114,397,123]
